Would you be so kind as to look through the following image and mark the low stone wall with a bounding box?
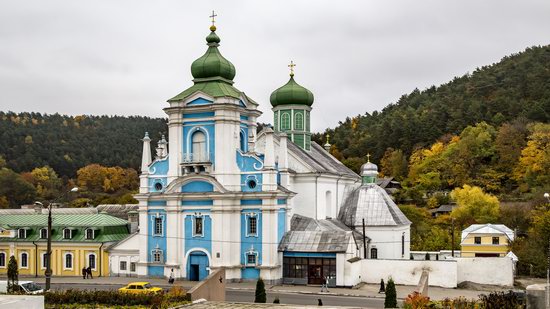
[187,268,225,302]
[358,259,458,288]
[456,257,513,287]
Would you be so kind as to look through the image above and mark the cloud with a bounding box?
[0,0,549,131]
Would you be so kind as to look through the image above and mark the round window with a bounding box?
[154,182,163,191]
[247,180,257,189]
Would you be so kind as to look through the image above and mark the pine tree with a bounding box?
[384,278,397,308]
[254,278,266,303]
[7,256,18,294]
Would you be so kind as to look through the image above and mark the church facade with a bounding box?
[108,21,411,285]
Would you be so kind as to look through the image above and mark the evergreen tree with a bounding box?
[384,278,397,308]
[254,278,266,303]
[7,256,18,294]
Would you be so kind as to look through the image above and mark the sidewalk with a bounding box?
[9,276,505,301]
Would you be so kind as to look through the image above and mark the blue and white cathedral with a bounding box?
[109,20,411,286]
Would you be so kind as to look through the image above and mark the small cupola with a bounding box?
[361,154,378,184]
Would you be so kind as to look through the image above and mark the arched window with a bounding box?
[64,253,73,269]
[88,253,96,270]
[295,113,304,130]
[281,113,290,130]
[0,252,5,267]
[239,131,246,152]
[325,191,333,219]
[40,228,48,239]
[192,131,207,162]
[370,248,378,259]
[20,252,28,268]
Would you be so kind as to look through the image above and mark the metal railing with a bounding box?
[182,152,210,163]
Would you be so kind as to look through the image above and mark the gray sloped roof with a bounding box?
[338,183,411,227]
[286,140,359,178]
[279,214,365,253]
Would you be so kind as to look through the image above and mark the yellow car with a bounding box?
[118,282,163,294]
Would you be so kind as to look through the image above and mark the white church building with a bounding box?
[108,21,411,286]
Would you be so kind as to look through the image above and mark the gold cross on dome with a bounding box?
[366,153,371,162]
[288,61,296,76]
[210,10,217,26]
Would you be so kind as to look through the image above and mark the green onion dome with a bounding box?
[270,75,314,107]
[191,25,236,81]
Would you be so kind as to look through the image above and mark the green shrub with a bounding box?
[478,291,521,309]
[254,278,267,303]
[44,289,190,308]
[384,278,397,308]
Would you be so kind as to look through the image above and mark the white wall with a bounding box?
[366,225,410,260]
[355,259,458,288]
[456,257,514,287]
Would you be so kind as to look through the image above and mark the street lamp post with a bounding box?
[35,187,78,291]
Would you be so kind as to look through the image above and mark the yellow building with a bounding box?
[460,223,514,257]
[0,213,129,277]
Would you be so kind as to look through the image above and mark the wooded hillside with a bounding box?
[314,45,550,169]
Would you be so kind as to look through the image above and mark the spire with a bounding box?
[141,132,152,173]
[324,133,331,151]
[288,60,296,77]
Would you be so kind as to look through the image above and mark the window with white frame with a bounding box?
[85,228,95,240]
[40,228,48,239]
[295,112,304,130]
[154,217,163,236]
[152,249,163,263]
[42,252,47,269]
[130,262,136,272]
[88,253,96,270]
[64,253,73,269]
[18,228,26,239]
[193,215,204,237]
[281,113,290,130]
[63,228,72,239]
[0,252,5,268]
[120,261,127,271]
[245,251,257,266]
[20,252,28,268]
[246,213,258,237]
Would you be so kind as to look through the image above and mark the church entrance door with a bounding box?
[187,251,209,281]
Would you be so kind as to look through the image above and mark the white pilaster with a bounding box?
[137,201,149,276]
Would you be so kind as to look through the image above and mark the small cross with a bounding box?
[366,153,371,162]
[210,10,217,26]
[288,61,296,76]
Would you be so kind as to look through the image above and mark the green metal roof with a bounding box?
[0,214,129,243]
[0,214,128,228]
[270,75,314,107]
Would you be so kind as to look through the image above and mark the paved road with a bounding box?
[49,283,386,308]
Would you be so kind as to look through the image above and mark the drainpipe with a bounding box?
[33,241,38,278]
[99,243,104,277]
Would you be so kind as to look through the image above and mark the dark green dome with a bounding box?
[270,75,314,107]
[191,28,236,81]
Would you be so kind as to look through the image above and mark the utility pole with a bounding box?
[45,203,53,291]
[362,219,367,258]
[36,187,78,291]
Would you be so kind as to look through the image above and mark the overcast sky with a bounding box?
[1,1,549,132]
